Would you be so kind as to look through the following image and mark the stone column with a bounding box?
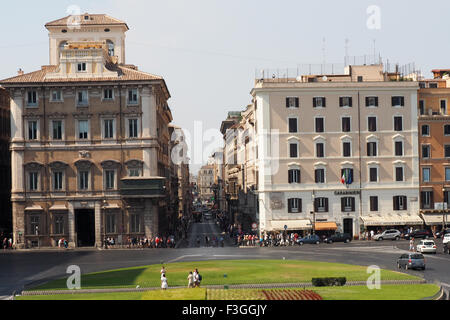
[95,201,102,248]
[68,202,76,248]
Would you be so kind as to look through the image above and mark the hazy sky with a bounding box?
[1,0,449,172]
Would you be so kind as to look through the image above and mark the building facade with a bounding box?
[252,64,421,238]
[418,70,450,232]
[1,14,174,248]
[0,87,11,233]
[197,165,214,202]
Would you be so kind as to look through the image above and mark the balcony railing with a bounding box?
[120,177,166,198]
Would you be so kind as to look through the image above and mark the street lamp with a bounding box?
[311,191,316,235]
[443,186,448,230]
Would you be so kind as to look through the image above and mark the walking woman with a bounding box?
[161,273,168,290]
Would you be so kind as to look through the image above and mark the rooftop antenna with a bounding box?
[322,37,326,70]
[344,38,349,66]
[372,38,376,64]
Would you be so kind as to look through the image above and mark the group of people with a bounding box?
[2,236,13,250]
[196,235,224,247]
[102,235,177,249]
[236,231,301,247]
[57,238,68,248]
[159,266,202,290]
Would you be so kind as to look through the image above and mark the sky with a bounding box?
[1,0,449,173]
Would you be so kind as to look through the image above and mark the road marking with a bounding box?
[166,254,203,263]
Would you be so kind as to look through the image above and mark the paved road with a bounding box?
[185,220,230,248]
[1,236,449,298]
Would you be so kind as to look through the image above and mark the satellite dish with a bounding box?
[322,76,328,81]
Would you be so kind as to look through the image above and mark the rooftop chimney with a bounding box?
[17,68,24,76]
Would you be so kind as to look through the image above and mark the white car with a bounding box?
[416,240,437,254]
[443,233,450,245]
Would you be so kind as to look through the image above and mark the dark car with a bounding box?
[435,228,450,239]
[397,253,426,270]
[444,242,450,255]
[324,233,352,244]
[404,229,432,240]
[297,234,321,245]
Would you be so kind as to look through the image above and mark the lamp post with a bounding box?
[443,186,448,230]
[311,191,316,235]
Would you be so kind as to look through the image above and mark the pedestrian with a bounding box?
[161,273,168,290]
[193,269,198,287]
[161,266,166,275]
[187,271,194,288]
[409,237,415,252]
[370,230,374,240]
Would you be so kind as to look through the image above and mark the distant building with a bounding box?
[197,165,214,202]
[418,70,450,231]
[0,87,11,233]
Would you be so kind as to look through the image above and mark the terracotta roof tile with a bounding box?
[45,14,128,30]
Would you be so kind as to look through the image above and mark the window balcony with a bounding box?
[119,177,166,198]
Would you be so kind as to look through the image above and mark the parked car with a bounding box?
[297,235,321,245]
[324,233,352,244]
[443,233,450,245]
[404,229,432,240]
[397,253,426,270]
[372,229,401,241]
[416,240,437,254]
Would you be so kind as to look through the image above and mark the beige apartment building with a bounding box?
[252,64,421,237]
[197,164,214,202]
[0,14,175,248]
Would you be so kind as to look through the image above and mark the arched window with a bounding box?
[106,40,115,57]
[58,41,68,58]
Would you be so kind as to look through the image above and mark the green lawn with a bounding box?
[16,284,440,300]
[31,259,420,291]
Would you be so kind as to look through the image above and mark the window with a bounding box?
[289,143,298,158]
[103,88,114,100]
[394,116,403,131]
[106,40,115,57]
[286,97,299,108]
[370,196,378,211]
[316,143,324,158]
[444,125,450,136]
[421,191,433,209]
[445,145,450,158]
[52,120,62,140]
[313,97,326,108]
[105,170,115,190]
[366,96,378,107]
[53,171,63,191]
[422,168,431,182]
[288,169,301,184]
[392,96,405,107]
[288,198,302,213]
[128,89,138,104]
[343,142,351,157]
[393,196,407,211]
[446,168,450,181]
[395,141,403,156]
[422,145,430,159]
[445,191,450,206]
[315,168,325,183]
[54,216,64,235]
[341,197,355,212]
[77,63,86,72]
[129,168,141,177]
[369,167,378,182]
[367,142,377,157]
[27,91,38,106]
[78,120,89,139]
[30,216,40,235]
[28,121,38,140]
[368,117,377,132]
[51,90,63,102]
[130,214,141,233]
[429,83,438,88]
[315,117,324,133]
[342,117,351,132]
[29,172,38,191]
[79,171,89,190]
[106,214,116,234]
[421,125,430,136]
[339,97,352,107]
[440,100,447,115]
[395,167,404,182]
[288,118,298,133]
[419,100,425,115]
[128,119,138,138]
[77,90,88,106]
[314,197,328,212]
[357,76,363,82]
[103,119,115,139]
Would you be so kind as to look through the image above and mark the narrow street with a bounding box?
[184,219,231,248]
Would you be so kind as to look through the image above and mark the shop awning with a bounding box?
[360,214,423,226]
[315,222,338,231]
[421,213,446,226]
[270,219,312,231]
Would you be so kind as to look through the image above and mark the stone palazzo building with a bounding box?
[0,14,175,248]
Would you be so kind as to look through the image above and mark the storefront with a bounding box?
[269,219,312,237]
[420,213,448,235]
[314,221,338,239]
[360,214,423,234]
